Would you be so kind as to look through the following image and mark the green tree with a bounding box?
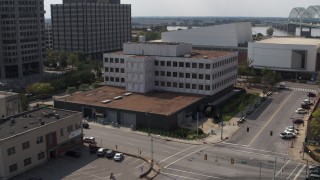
[20,94,28,111]
[27,83,54,99]
[66,86,77,94]
[266,27,274,36]
[311,109,320,136]
[67,53,78,70]
[79,83,90,91]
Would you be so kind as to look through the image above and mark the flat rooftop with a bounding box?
[0,91,18,99]
[0,108,80,140]
[56,86,203,116]
[110,50,235,60]
[256,37,320,46]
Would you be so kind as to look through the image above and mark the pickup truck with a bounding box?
[280,132,295,139]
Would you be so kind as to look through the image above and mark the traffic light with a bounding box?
[247,127,249,132]
[270,131,273,136]
[231,158,234,164]
[204,154,207,160]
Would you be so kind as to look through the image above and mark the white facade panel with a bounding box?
[252,47,292,68]
[291,51,303,69]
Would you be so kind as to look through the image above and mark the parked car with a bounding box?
[83,136,95,143]
[295,108,308,114]
[83,119,89,129]
[114,153,124,161]
[284,129,298,135]
[308,92,317,98]
[89,143,98,153]
[106,149,115,159]
[301,104,311,110]
[292,118,304,124]
[307,173,320,180]
[267,91,272,96]
[65,150,81,158]
[302,99,313,105]
[97,148,107,157]
[280,132,295,139]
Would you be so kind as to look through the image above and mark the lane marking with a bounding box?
[165,167,224,179]
[160,172,200,180]
[248,92,294,147]
[276,159,291,177]
[122,156,132,163]
[166,146,180,150]
[159,145,197,164]
[293,164,306,180]
[129,159,140,165]
[220,142,288,156]
[287,163,300,179]
[164,146,207,168]
[135,162,147,169]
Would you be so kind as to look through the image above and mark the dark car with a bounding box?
[97,148,107,157]
[66,150,81,158]
[301,104,310,110]
[106,149,115,159]
[292,118,304,124]
[308,92,317,98]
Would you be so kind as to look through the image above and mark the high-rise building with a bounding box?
[51,0,131,58]
[0,0,45,86]
[45,23,53,50]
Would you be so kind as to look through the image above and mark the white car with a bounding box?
[83,136,95,143]
[302,99,313,105]
[113,153,124,161]
[295,108,307,114]
[284,129,298,135]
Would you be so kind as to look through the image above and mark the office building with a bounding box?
[0,0,45,87]
[45,23,53,50]
[51,0,131,58]
[0,91,21,118]
[248,37,320,80]
[0,108,82,180]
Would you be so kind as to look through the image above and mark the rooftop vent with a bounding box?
[124,92,132,96]
[101,99,112,104]
[113,96,122,100]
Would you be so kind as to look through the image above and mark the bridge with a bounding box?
[272,5,320,37]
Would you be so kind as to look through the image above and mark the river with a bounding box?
[167,26,320,37]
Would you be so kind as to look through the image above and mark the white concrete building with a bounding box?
[248,37,320,80]
[104,42,238,95]
[0,91,21,118]
[161,22,252,48]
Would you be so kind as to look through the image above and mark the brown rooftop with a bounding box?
[108,50,235,60]
[56,86,203,116]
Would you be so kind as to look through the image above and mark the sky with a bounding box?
[45,0,320,18]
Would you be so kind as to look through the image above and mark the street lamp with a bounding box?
[250,158,262,180]
[146,111,153,167]
[306,150,311,178]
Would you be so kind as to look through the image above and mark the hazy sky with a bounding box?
[45,0,320,18]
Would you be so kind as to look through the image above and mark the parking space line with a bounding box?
[293,164,306,180]
[159,145,197,164]
[122,156,132,163]
[165,167,224,179]
[135,162,147,169]
[160,172,201,180]
[129,159,140,165]
[248,92,294,147]
[276,159,291,177]
[164,146,207,168]
[287,163,300,179]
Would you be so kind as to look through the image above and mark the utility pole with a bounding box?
[220,111,223,140]
[151,136,154,168]
[273,157,277,180]
[196,111,199,139]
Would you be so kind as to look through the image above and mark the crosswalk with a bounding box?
[285,87,318,93]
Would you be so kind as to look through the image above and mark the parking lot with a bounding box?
[12,146,149,180]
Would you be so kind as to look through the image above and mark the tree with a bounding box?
[20,94,28,111]
[27,83,54,99]
[67,53,78,70]
[66,86,77,94]
[311,109,320,136]
[266,27,274,36]
[79,83,90,91]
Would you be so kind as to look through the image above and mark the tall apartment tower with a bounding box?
[51,0,131,58]
[0,0,45,86]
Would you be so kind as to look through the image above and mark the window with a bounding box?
[104,58,108,63]
[173,62,178,67]
[110,68,114,72]
[192,63,197,68]
[22,141,30,150]
[186,83,190,89]
[199,85,204,90]
[192,84,197,89]
[205,74,210,80]
[9,163,17,172]
[36,136,43,144]
[160,81,165,87]
[199,63,204,69]
[199,74,204,79]
[115,78,119,82]
[105,67,108,72]
[67,125,73,133]
[7,147,15,156]
[167,82,171,87]
[115,58,119,63]
[105,77,109,81]
[121,68,124,73]
[115,68,119,73]
[192,73,197,79]
[206,64,211,69]
[110,58,113,63]
[173,72,178,77]
[120,59,124,63]
[205,85,210,91]
[155,71,159,76]
[24,157,32,166]
[155,81,159,86]
[154,60,159,66]
[121,78,125,83]
[179,83,184,88]
[38,152,45,160]
[160,71,165,76]
[60,128,64,137]
[179,62,184,67]
[186,62,190,68]
[186,73,190,78]
[166,61,171,67]
[167,72,171,77]
[179,72,184,78]
[173,82,178,88]
[160,61,165,66]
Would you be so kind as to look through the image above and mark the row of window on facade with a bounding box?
[154,58,237,69]
[154,75,237,90]
[9,152,45,173]
[105,76,125,83]
[104,58,125,63]
[105,67,124,73]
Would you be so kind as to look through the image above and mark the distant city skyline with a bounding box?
[45,0,320,18]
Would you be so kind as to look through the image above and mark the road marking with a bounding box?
[248,92,294,147]
[212,146,288,158]
[124,142,135,146]
[129,159,140,165]
[166,146,180,150]
[122,156,132,163]
[164,146,207,168]
[135,162,147,169]
[293,164,306,180]
[276,159,291,177]
[287,163,300,179]
[159,145,197,164]
[165,167,224,179]
[160,172,201,180]
[219,142,288,156]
